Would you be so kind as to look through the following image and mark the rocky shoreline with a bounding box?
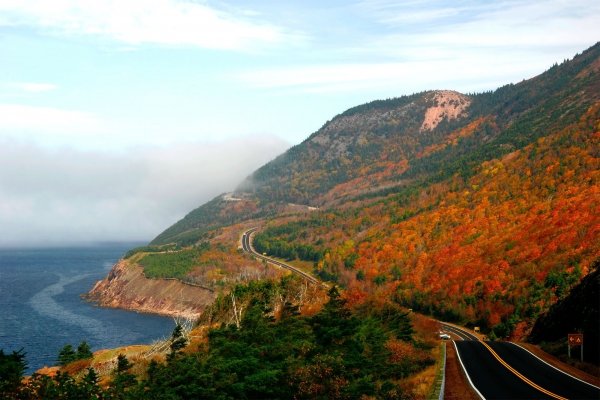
[85,259,215,319]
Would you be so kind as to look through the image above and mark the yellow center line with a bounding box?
[479,340,568,400]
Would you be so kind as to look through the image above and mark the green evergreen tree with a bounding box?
[21,373,57,399]
[146,359,159,385]
[82,367,102,399]
[83,367,99,386]
[76,341,93,360]
[116,353,132,374]
[169,324,187,357]
[380,303,414,341]
[58,344,76,366]
[311,286,355,348]
[0,348,27,396]
[111,353,136,397]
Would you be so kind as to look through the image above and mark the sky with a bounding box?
[0,0,599,247]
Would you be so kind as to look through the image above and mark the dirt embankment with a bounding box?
[85,260,215,319]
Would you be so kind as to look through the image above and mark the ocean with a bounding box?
[0,244,174,374]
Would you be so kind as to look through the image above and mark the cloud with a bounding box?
[0,0,301,50]
[0,104,165,150]
[356,1,467,25]
[0,104,101,134]
[0,103,271,152]
[10,82,58,92]
[356,0,600,29]
[237,0,599,93]
[236,56,533,94]
[357,0,600,52]
[0,136,289,247]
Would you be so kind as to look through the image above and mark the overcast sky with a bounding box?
[1,0,598,246]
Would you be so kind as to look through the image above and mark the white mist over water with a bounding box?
[28,272,111,339]
[0,244,173,373]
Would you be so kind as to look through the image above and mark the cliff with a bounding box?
[86,259,215,319]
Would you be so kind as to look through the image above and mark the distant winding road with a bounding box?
[241,227,599,399]
[442,323,600,399]
[241,228,325,287]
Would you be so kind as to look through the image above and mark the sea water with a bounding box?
[0,244,173,374]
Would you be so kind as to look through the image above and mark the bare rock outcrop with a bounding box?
[420,90,470,131]
[86,260,215,319]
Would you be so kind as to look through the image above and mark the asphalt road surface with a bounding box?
[241,228,324,286]
[445,324,600,399]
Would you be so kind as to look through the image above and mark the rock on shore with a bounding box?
[85,259,215,319]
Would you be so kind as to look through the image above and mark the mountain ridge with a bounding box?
[152,43,599,246]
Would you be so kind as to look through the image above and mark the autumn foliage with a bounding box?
[258,103,600,338]
[332,104,598,336]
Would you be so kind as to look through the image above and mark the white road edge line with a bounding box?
[453,340,487,400]
[510,343,600,390]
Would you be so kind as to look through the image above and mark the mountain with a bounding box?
[153,43,599,247]
[111,43,599,338]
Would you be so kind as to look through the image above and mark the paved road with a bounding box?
[241,228,324,287]
[442,323,479,340]
[445,324,600,400]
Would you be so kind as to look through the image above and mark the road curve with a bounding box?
[241,228,325,287]
[442,323,479,340]
[447,324,600,399]
[487,342,600,400]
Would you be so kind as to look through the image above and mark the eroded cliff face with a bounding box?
[86,260,215,319]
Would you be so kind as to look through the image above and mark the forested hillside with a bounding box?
[5,278,444,399]
[154,43,599,246]
[145,43,598,338]
[7,42,597,400]
[529,260,599,363]
[313,104,599,338]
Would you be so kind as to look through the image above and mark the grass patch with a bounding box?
[256,254,317,277]
[139,243,210,279]
[427,343,446,400]
[124,244,180,260]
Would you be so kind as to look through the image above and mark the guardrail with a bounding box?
[428,342,447,400]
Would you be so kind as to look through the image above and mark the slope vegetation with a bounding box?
[155,44,599,247]
[138,43,599,338]
[529,260,599,363]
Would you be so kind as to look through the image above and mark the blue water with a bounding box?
[0,244,173,374]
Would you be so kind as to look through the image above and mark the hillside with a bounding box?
[96,43,600,340]
[16,42,592,400]
[153,43,599,246]
[529,260,599,363]
[10,277,446,399]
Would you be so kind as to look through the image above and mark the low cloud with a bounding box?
[0,136,289,247]
[0,104,102,134]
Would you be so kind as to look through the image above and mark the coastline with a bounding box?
[85,259,215,320]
